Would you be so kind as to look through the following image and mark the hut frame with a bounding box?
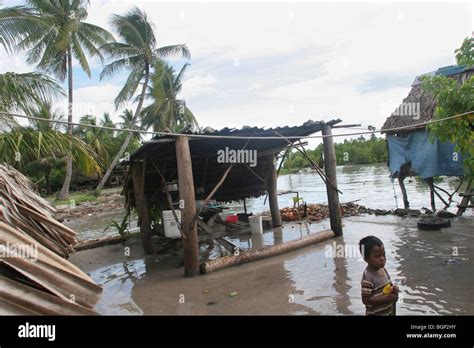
[123,120,344,276]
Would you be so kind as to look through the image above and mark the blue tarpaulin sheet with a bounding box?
[387,131,464,179]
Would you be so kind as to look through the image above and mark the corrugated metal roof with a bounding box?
[412,65,470,86]
[124,120,341,204]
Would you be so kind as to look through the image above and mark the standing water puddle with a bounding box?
[89,259,147,315]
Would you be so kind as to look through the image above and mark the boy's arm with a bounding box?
[361,279,397,306]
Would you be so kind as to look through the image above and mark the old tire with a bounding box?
[417,217,451,230]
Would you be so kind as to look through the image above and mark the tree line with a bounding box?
[280,135,388,174]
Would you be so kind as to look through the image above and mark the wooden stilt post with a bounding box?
[427,177,436,212]
[322,124,343,236]
[131,160,153,254]
[398,175,409,209]
[175,136,199,277]
[267,154,282,228]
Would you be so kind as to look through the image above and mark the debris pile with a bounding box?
[279,202,363,222]
[0,164,102,315]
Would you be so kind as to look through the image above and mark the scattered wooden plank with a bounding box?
[215,237,240,254]
[74,235,124,251]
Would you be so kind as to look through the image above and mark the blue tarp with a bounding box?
[387,131,465,179]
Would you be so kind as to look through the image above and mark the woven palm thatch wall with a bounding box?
[0,164,102,314]
[381,69,473,134]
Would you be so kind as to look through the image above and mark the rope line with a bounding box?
[1,111,472,141]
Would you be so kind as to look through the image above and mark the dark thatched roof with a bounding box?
[123,119,341,208]
[381,66,474,134]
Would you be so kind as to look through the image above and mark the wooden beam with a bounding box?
[131,160,153,254]
[322,125,343,236]
[457,179,472,216]
[426,177,436,212]
[244,163,266,183]
[189,137,253,228]
[266,154,282,227]
[147,156,186,240]
[398,175,409,209]
[175,136,199,277]
[272,130,342,194]
[200,229,335,274]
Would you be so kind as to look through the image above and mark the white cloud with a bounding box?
[180,73,218,98]
[51,84,134,123]
[0,54,31,74]
[1,1,471,144]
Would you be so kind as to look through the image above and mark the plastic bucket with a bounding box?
[226,215,238,223]
[249,215,263,234]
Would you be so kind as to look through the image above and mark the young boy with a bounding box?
[359,236,399,315]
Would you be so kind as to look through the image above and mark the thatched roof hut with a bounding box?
[0,164,101,314]
[382,65,473,134]
[380,65,472,210]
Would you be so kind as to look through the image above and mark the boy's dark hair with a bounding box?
[359,236,383,260]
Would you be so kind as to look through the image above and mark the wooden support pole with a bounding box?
[175,136,199,277]
[322,125,343,236]
[457,179,472,216]
[426,177,436,212]
[266,154,282,228]
[131,160,153,254]
[398,176,409,209]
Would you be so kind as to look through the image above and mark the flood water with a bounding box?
[226,163,467,216]
[69,163,469,241]
[69,163,473,315]
[87,215,473,316]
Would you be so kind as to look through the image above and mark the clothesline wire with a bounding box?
[0,110,472,141]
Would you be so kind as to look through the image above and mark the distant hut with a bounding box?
[381,65,473,212]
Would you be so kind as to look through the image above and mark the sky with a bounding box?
[1,0,473,146]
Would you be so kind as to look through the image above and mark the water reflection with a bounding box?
[89,259,147,315]
[273,227,283,245]
[332,238,353,315]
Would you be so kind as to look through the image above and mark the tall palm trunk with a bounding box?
[96,63,150,191]
[57,46,73,199]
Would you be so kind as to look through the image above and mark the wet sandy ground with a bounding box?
[69,214,474,315]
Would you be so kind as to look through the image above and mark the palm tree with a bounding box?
[0,128,101,179]
[118,108,142,141]
[16,0,114,199]
[27,101,65,132]
[0,3,99,187]
[0,72,65,124]
[0,1,44,54]
[23,102,66,194]
[0,4,64,128]
[74,115,111,168]
[141,62,198,132]
[95,6,190,191]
